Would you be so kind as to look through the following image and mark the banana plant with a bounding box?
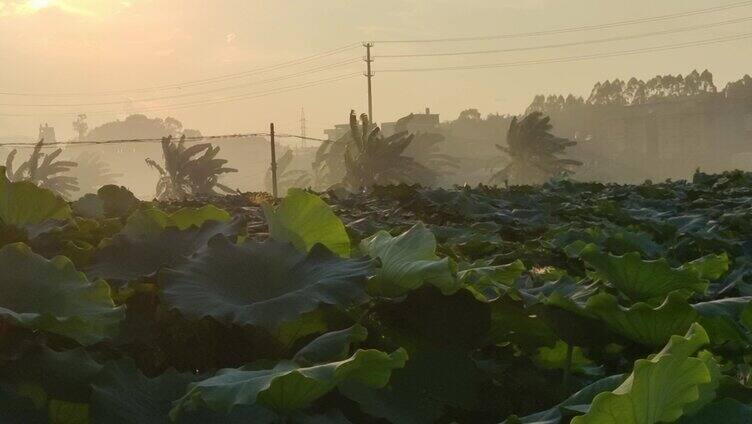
[342,111,437,190]
[264,149,312,194]
[146,135,237,200]
[5,139,79,198]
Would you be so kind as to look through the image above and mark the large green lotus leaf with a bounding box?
[159,236,372,332]
[121,206,231,238]
[537,292,615,348]
[502,374,625,424]
[293,325,368,366]
[532,340,595,373]
[0,243,122,345]
[676,398,752,424]
[487,298,558,351]
[339,343,488,424]
[90,360,203,424]
[681,253,729,281]
[459,259,525,302]
[171,348,407,418]
[71,193,105,219]
[86,218,244,282]
[360,222,459,296]
[578,243,707,301]
[683,350,723,416]
[0,167,71,226]
[0,345,103,404]
[0,384,48,423]
[96,185,139,218]
[263,188,350,257]
[692,297,752,346]
[586,291,698,347]
[572,323,713,424]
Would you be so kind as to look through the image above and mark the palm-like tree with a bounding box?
[70,151,122,195]
[491,112,581,185]
[5,139,79,198]
[146,135,237,200]
[342,111,436,190]
[264,149,312,194]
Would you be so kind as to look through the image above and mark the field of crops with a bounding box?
[3,168,752,423]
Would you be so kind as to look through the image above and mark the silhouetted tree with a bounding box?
[69,151,121,195]
[86,114,201,141]
[145,135,237,200]
[72,114,88,141]
[491,112,581,185]
[5,140,78,197]
[343,111,436,190]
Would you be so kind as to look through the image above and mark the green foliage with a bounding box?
[0,243,122,344]
[159,236,372,334]
[360,222,458,296]
[572,323,714,424]
[121,205,230,237]
[0,166,71,226]
[263,188,351,257]
[586,291,699,347]
[1,174,751,423]
[171,348,407,418]
[577,243,709,302]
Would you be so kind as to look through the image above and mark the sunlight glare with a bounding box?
[26,0,52,10]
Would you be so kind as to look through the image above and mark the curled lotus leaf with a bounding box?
[0,243,122,345]
[159,235,373,331]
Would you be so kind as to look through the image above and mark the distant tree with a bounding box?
[458,108,481,121]
[4,140,78,198]
[342,111,436,190]
[72,114,88,141]
[85,114,202,141]
[264,149,312,194]
[491,112,581,185]
[145,135,237,200]
[68,151,122,195]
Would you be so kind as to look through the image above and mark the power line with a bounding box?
[0,43,361,98]
[375,15,752,58]
[0,58,361,108]
[0,73,361,117]
[371,0,752,43]
[378,32,752,73]
[0,132,329,149]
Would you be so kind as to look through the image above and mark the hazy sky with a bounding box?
[1,0,751,140]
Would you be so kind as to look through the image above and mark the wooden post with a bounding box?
[270,123,278,198]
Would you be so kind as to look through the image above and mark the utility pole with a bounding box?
[270,123,278,198]
[300,107,307,149]
[363,42,374,122]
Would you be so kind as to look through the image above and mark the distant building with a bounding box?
[324,124,350,141]
[380,122,397,137]
[395,108,440,134]
[38,123,56,143]
[324,107,440,140]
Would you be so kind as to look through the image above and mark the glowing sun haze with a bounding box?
[1,0,751,141]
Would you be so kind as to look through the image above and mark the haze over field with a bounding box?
[2,0,752,140]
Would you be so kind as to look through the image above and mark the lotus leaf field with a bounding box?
[3,166,752,423]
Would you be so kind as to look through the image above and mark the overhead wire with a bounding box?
[0,43,361,97]
[374,15,752,58]
[0,57,362,108]
[0,72,362,117]
[378,32,752,73]
[0,133,329,149]
[370,0,752,43]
